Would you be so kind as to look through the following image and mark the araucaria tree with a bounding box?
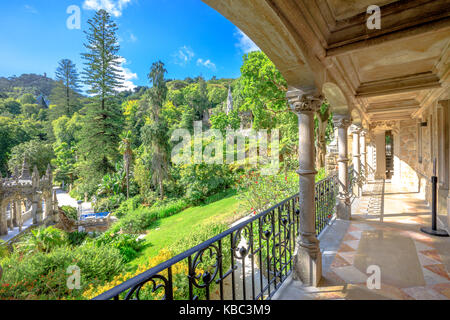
[52,59,81,116]
[79,9,124,190]
[141,62,170,199]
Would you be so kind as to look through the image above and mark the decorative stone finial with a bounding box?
[20,155,31,180]
[32,165,39,181]
[13,166,19,179]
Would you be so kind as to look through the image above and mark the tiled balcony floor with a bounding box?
[274,180,450,300]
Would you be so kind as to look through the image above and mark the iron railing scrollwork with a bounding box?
[94,174,338,301]
[315,174,338,235]
[348,164,355,195]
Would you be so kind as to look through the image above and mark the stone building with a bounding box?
[0,158,58,237]
[203,0,450,292]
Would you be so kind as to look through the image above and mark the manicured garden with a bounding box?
[127,192,244,268]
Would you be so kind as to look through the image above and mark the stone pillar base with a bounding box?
[337,197,351,220]
[293,246,322,286]
[0,223,7,236]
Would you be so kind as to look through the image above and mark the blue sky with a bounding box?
[0,0,259,90]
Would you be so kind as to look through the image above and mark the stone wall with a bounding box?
[393,100,450,229]
[396,120,420,192]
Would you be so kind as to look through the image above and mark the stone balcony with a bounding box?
[274,180,450,300]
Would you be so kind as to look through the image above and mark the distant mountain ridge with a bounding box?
[0,73,57,98]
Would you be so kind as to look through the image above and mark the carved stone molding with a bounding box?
[287,89,323,113]
[333,115,351,129]
[370,120,400,134]
[350,124,362,134]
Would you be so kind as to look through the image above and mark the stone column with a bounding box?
[392,132,401,183]
[37,197,43,224]
[53,190,59,223]
[12,201,19,227]
[374,131,386,180]
[18,200,23,232]
[7,203,13,231]
[334,115,352,220]
[0,206,7,236]
[287,89,322,286]
[32,198,38,225]
[44,195,52,221]
[351,125,362,197]
[31,165,40,225]
[360,130,367,181]
[443,100,450,230]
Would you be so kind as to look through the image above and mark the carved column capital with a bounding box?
[287,89,323,113]
[350,124,362,134]
[333,115,351,129]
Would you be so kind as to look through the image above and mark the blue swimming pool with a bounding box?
[80,212,110,220]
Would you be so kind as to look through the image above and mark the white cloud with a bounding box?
[24,4,38,14]
[117,57,137,92]
[83,0,132,17]
[172,46,195,66]
[235,28,260,53]
[196,58,216,70]
[129,33,137,43]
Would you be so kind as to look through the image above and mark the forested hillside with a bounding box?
[0,73,57,98]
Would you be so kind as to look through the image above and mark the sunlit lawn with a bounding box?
[127,194,245,269]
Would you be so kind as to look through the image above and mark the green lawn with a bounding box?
[127,194,245,268]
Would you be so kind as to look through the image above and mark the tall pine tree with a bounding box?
[50,59,81,117]
[79,9,124,188]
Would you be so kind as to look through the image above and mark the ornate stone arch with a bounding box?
[322,82,350,116]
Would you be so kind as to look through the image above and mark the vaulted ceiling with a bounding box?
[203,0,450,125]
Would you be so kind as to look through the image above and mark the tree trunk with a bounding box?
[159,179,164,200]
[126,164,129,200]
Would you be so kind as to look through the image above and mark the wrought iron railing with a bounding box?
[348,164,355,194]
[360,163,366,183]
[94,174,338,301]
[315,175,338,235]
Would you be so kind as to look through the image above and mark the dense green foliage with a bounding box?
[0,8,337,300]
[110,199,189,233]
[0,243,123,299]
[61,206,78,221]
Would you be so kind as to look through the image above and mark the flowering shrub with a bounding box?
[236,170,297,214]
[0,268,72,300]
[237,168,328,214]
[83,222,229,300]
[82,249,192,300]
[0,243,124,300]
